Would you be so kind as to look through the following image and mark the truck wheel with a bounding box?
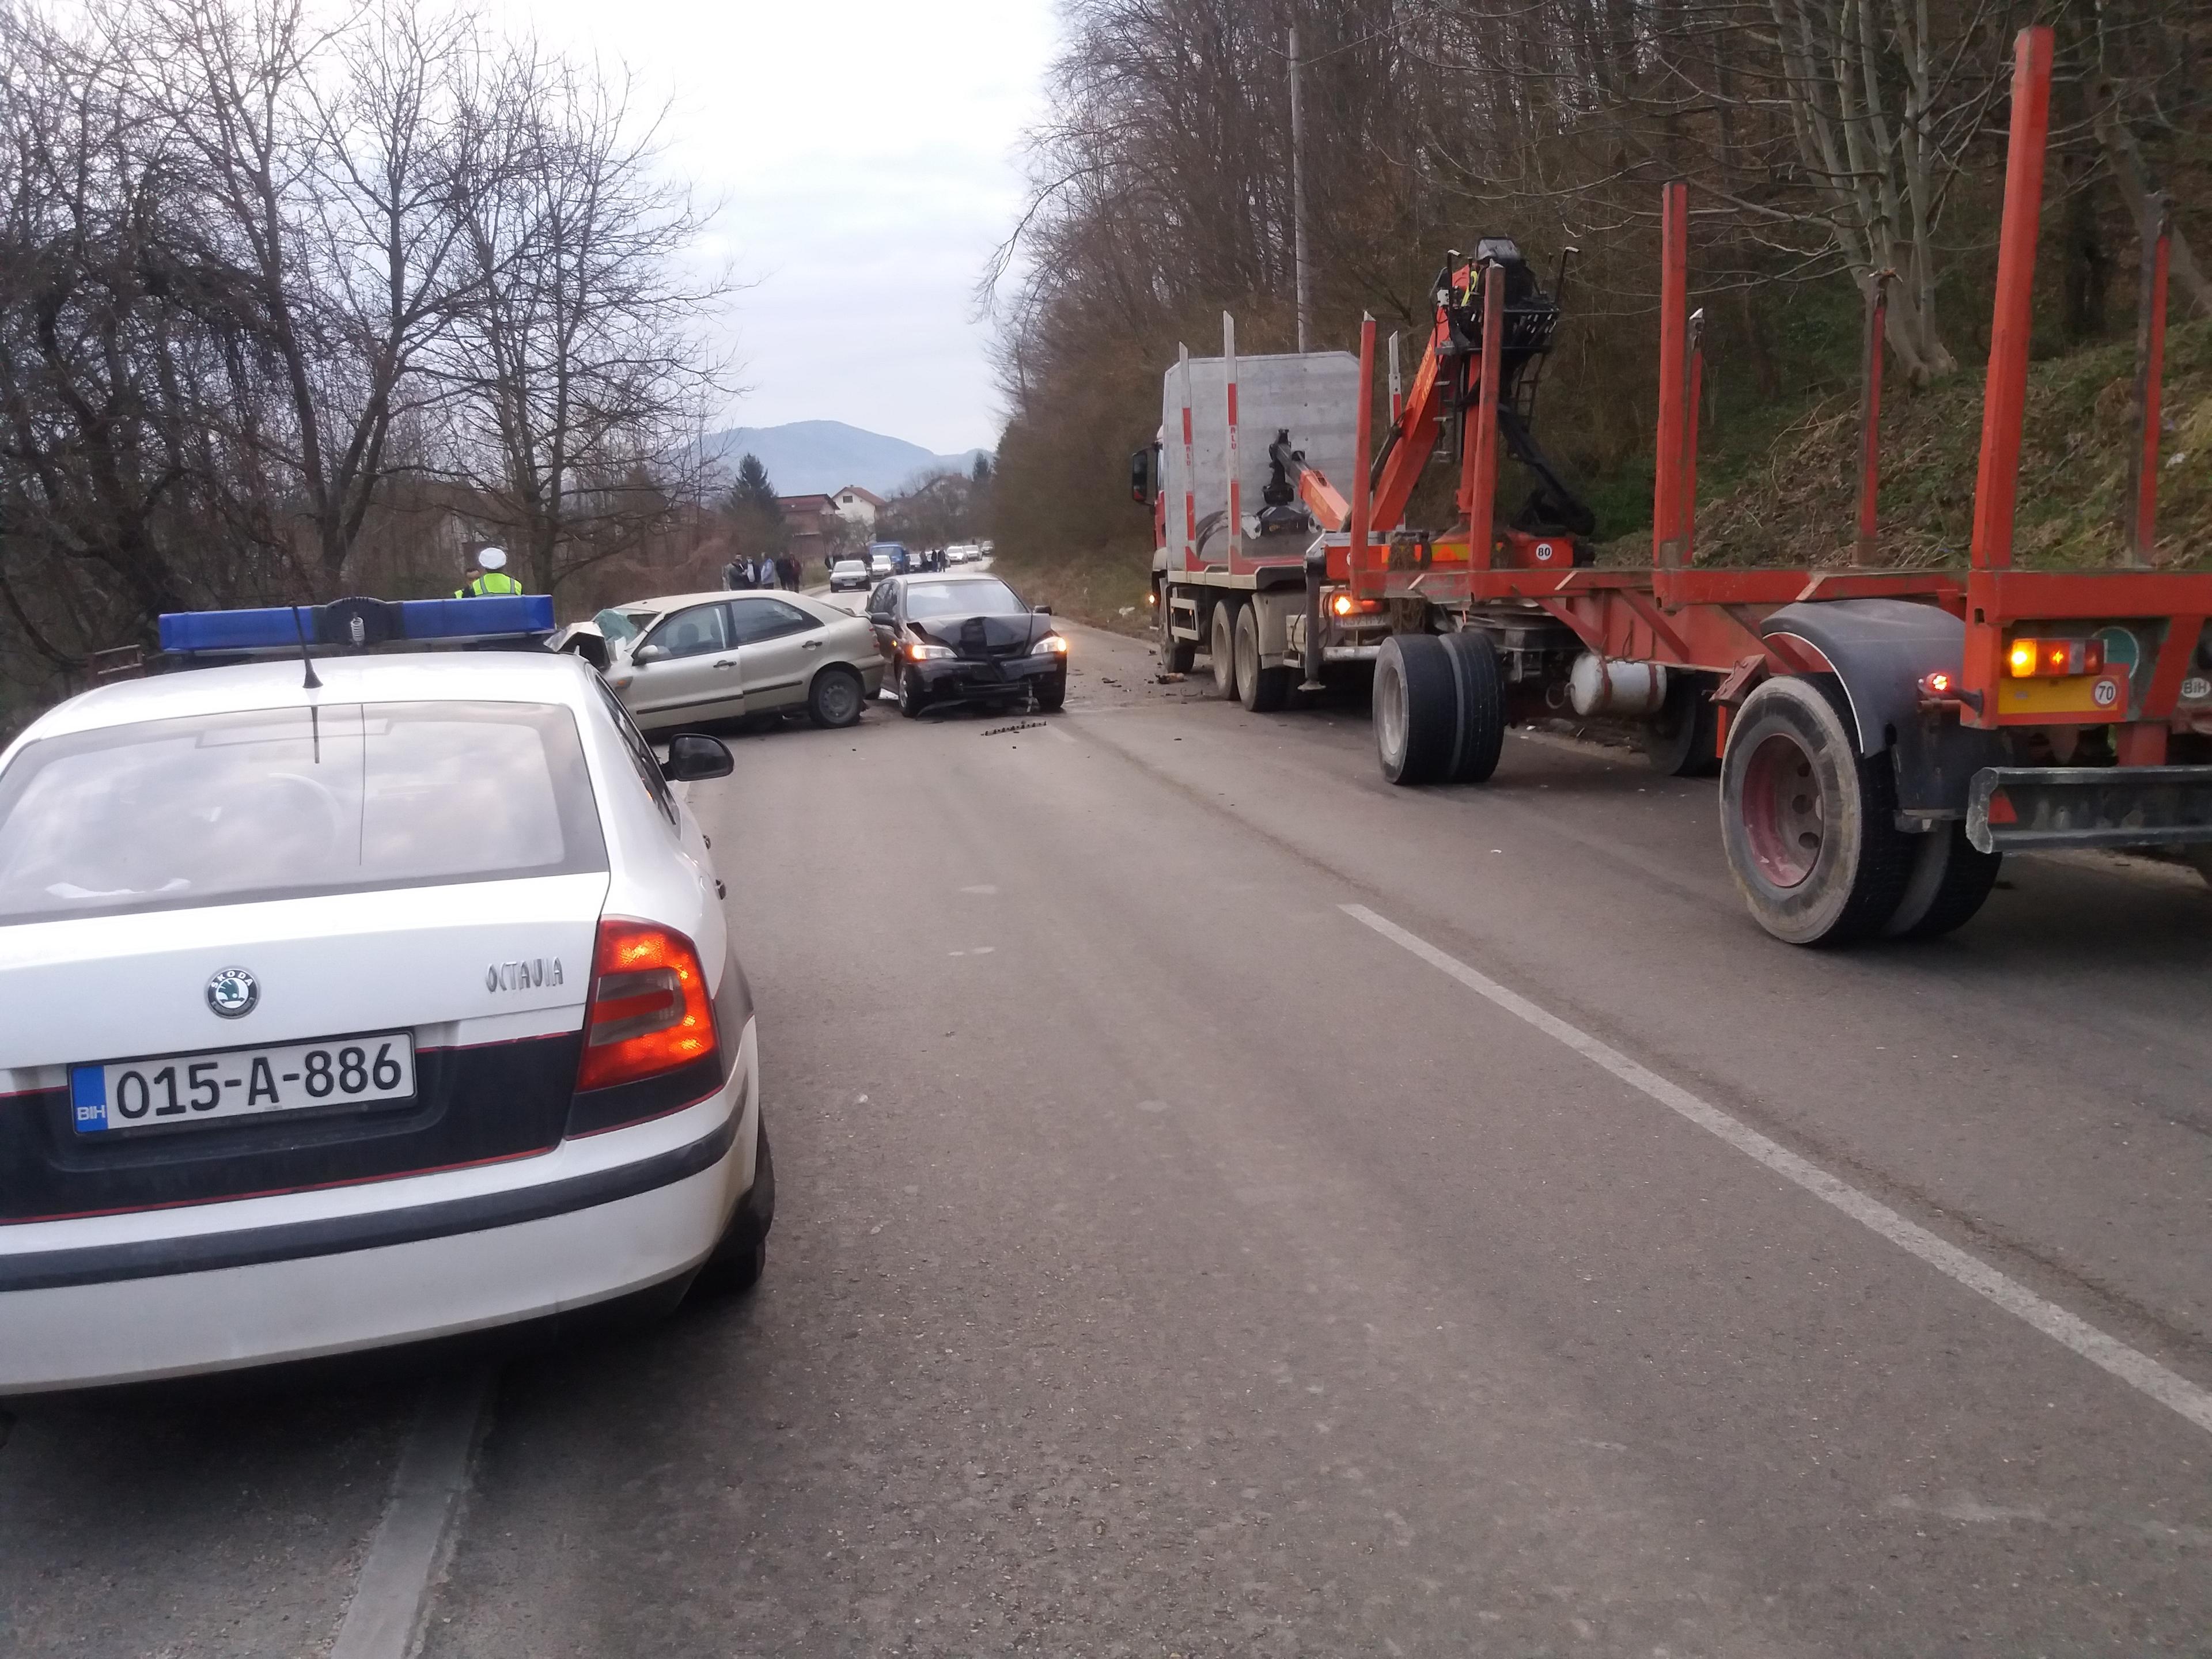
[1719,674,1914,946]
[1374,634,1457,786]
[1441,630,1506,783]
[1884,823,2002,938]
[1208,600,1241,699]
[1234,603,1292,712]
[1158,585,1195,673]
[1642,673,1721,777]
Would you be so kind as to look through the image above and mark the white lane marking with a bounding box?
[329,1368,491,1659]
[1340,903,2212,1439]
[960,884,998,895]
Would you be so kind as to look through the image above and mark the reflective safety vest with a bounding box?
[454,571,525,597]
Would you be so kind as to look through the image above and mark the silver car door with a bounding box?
[624,602,743,728]
[729,596,830,709]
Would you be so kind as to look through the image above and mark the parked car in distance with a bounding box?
[828,558,871,593]
[868,542,911,577]
[865,573,1068,718]
[597,590,881,733]
[945,543,983,565]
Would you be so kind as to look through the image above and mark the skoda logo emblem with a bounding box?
[206,967,259,1019]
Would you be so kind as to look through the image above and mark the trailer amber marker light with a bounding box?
[1919,670,1953,696]
[2006,637,2104,678]
[1331,593,1355,616]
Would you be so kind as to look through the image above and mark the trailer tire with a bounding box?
[1158,584,1195,673]
[1234,602,1292,712]
[1209,600,1241,699]
[1720,673,1914,946]
[1642,673,1721,777]
[1883,823,2002,939]
[1374,634,1457,786]
[1441,630,1506,783]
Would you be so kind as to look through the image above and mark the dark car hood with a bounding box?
[911,613,1046,658]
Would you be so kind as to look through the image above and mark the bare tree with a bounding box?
[441,46,730,597]
[138,0,475,592]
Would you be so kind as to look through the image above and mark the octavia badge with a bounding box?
[207,967,259,1018]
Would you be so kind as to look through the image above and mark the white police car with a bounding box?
[0,597,770,1393]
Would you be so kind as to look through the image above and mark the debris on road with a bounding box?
[980,718,1047,737]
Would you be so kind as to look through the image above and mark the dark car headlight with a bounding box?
[1037,634,1067,656]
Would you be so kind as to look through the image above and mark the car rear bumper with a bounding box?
[0,1022,759,1395]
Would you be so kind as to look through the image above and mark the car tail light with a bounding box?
[575,918,717,1092]
[2007,636,2103,678]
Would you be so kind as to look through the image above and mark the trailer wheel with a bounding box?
[1208,600,1241,699]
[1157,584,1195,673]
[1374,634,1457,786]
[1441,630,1506,783]
[1884,823,2002,939]
[1642,673,1721,777]
[1719,674,1914,946]
[1234,602,1292,712]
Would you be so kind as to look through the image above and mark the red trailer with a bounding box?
[1138,25,2212,945]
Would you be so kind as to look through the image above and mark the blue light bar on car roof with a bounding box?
[158,594,555,655]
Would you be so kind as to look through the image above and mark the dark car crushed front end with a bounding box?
[888,579,1068,717]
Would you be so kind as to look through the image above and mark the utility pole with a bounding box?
[1289,22,1310,353]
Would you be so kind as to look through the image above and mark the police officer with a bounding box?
[455,546,525,597]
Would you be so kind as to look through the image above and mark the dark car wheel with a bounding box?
[1034,666,1067,711]
[696,1115,774,1297]
[899,667,933,719]
[808,665,864,728]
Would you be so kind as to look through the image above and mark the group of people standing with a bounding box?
[721,553,801,592]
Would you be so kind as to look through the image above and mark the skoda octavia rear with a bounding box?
[0,646,769,1395]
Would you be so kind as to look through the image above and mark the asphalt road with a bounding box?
[3,619,2210,1657]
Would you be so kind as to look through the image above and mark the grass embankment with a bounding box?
[987,542,1154,638]
[1608,317,2212,569]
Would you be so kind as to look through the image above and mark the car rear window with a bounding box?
[0,700,607,925]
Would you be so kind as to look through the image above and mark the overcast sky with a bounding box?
[494,0,1061,457]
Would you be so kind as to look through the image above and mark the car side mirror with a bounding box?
[1129,445,1157,506]
[632,642,667,664]
[1033,604,1052,615]
[568,635,609,671]
[662,733,733,782]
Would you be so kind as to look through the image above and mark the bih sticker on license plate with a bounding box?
[70,1032,416,1134]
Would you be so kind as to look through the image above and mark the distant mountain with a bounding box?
[702,421,987,498]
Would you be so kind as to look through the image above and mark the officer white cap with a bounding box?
[476,547,508,571]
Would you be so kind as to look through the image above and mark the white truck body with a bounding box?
[1159,351,1361,576]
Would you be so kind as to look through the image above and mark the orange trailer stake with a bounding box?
[1968,26,2052,574]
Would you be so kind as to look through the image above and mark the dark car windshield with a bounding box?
[0,700,606,925]
[905,579,1025,620]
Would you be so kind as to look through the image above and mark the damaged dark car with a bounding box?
[866,574,1070,718]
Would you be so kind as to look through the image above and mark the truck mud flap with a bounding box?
[1967,764,2212,854]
